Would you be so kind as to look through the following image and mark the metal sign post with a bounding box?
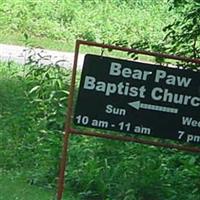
[57,40,200,200]
[56,41,80,200]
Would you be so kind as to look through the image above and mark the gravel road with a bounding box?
[0,43,84,69]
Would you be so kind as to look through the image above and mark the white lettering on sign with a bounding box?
[134,125,151,135]
[92,119,109,128]
[154,70,192,87]
[187,134,200,142]
[109,62,152,80]
[105,104,126,116]
[83,76,146,97]
[82,60,199,111]
[178,131,185,139]
[118,122,131,131]
[109,63,192,88]
[182,116,200,127]
[178,131,200,143]
[151,87,200,107]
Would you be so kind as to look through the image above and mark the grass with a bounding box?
[0,62,77,200]
[0,0,179,65]
[0,170,79,200]
[0,0,174,52]
[0,0,180,66]
[0,30,132,59]
[0,171,55,200]
[0,31,74,52]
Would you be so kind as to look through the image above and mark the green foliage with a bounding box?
[1,58,200,199]
[0,58,70,187]
[67,138,200,200]
[1,52,200,200]
[1,1,200,199]
[0,0,171,45]
[127,0,200,65]
[0,170,79,200]
[0,170,55,200]
[163,0,200,58]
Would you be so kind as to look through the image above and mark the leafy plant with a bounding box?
[0,51,71,187]
[163,0,200,58]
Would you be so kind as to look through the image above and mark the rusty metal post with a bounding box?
[56,40,80,200]
[56,131,70,200]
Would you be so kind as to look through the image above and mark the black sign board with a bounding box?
[74,54,200,144]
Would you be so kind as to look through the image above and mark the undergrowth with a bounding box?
[0,0,200,199]
[0,0,173,48]
[0,59,200,199]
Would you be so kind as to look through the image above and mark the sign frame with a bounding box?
[57,40,200,200]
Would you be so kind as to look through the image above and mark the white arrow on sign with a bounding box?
[128,101,178,114]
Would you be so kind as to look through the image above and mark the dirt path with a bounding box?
[0,43,84,69]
